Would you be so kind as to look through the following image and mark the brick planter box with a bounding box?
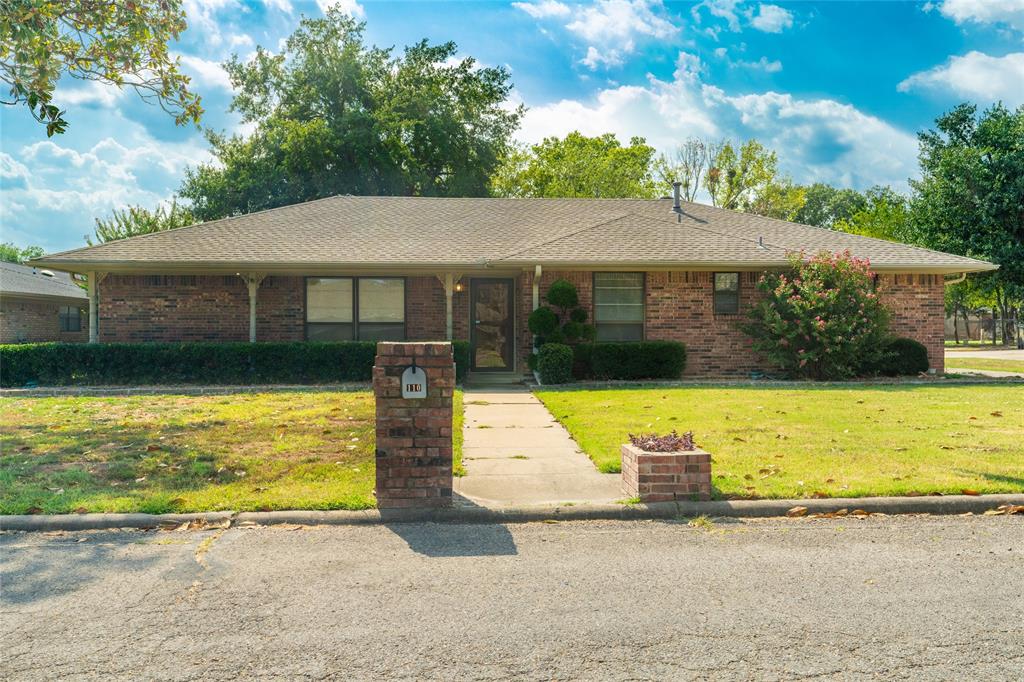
[621,443,712,502]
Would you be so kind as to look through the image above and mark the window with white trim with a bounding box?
[593,272,644,341]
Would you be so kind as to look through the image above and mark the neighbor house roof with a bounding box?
[0,261,88,304]
[31,195,997,275]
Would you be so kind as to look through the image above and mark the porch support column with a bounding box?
[437,273,461,341]
[87,271,105,343]
[239,272,266,343]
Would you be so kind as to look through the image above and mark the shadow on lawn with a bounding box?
[0,420,255,514]
[955,470,1024,490]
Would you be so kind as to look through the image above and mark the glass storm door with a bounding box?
[470,279,514,371]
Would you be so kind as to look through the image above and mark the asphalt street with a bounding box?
[2,515,1022,680]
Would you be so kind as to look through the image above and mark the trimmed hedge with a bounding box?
[1,340,472,387]
[537,343,574,385]
[587,341,686,380]
[867,337,930,376]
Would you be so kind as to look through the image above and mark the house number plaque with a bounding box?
[401,365,427,399]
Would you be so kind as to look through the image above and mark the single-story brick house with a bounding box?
[0,261,88,344]
[31,195,995,376]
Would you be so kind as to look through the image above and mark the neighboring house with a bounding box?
[31,195,995,376]
[0,261,89,343]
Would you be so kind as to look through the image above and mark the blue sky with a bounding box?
[2,0,1023,253]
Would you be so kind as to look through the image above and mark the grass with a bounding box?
[946,358,1024,374]
[535,385,1024,500]
[1,389,467,514]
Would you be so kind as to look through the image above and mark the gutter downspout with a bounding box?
[87,271,100,343]
[944,272,967,286]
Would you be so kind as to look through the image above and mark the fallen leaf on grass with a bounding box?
[787,506,808,517]
[25,506,43,515]
[961,489,980,496]
[990,411,1003,417]
[146,444,160,452]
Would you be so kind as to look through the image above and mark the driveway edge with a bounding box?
[3,494,1022,531]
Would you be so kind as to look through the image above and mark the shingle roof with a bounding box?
[0,261,88,302]
[32,195,996,274]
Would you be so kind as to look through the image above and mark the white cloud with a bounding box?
[5,135,212,249]
[176,54,234,92]
[898,51,1024,106]
[316,0,365,18]
[692,0,741,32]
[513,0,571,19]
[936,0,1024,31]
[581,45,627,69]
[748,3,794,33]
[53,81,124,108]
[737,56,782,72]
[262,0,293,12]
[567,0,678,42]
[182,0,241,47]
[228,33,255,50]
[517,51,917,191]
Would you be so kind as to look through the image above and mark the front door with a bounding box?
[470,278,514,372]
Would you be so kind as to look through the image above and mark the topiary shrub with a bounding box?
[590,341,686,380]
[742,250,891,380]
[546,279,579,309]
[527,306,558,338]
[537,343,573,384]
[867,337,930,376]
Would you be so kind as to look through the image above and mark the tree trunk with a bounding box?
[961,305,973,342]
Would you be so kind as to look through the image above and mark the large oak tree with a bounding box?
[180,10,522,221]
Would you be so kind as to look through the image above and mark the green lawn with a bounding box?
[1,390,465,514]
[535,385,1024,499]
[946,358,1024,374]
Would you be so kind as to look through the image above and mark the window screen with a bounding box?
[593,272,644,341]
[305,277,405,341]
[714,273,740,314]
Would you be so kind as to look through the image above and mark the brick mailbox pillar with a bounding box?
[373,342,455,508]
[621,444,712,502]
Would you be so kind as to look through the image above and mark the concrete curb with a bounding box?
[3,494,1022,532]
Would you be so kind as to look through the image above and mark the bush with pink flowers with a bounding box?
[742,250,892,380]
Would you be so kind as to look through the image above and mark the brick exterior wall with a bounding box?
[0,298,88,344]
[645,271,763,377]
[94,269,947,376]
[373,342,454,508]
[878,273,946,373]
[620,443,712,502]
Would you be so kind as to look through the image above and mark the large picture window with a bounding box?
[713,272,740,314]
[306,277,405,341]
[59,306,82,332]
[593,272,644,341]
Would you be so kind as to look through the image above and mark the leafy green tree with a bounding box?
[492,132,659,198]
[653,137,720,202]
[909,103,1024,344]
[0,0,201,136]
[88,199,194,245]
[0,242,44,263]
[792,183,867,228]
[834,186,911,242]
[180,11,521,221]
[704,139,805,219]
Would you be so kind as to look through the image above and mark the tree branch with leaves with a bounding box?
[0,0,202,135]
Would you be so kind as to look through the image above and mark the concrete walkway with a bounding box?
[454,387,621,507]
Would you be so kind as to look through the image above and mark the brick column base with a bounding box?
[373,342,455,508]
[621,443,712,502]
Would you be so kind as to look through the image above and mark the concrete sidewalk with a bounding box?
[454,387,621,507]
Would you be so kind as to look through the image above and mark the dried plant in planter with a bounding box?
[628,430,696,452]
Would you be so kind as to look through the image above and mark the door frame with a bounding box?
[469,277,516,372]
